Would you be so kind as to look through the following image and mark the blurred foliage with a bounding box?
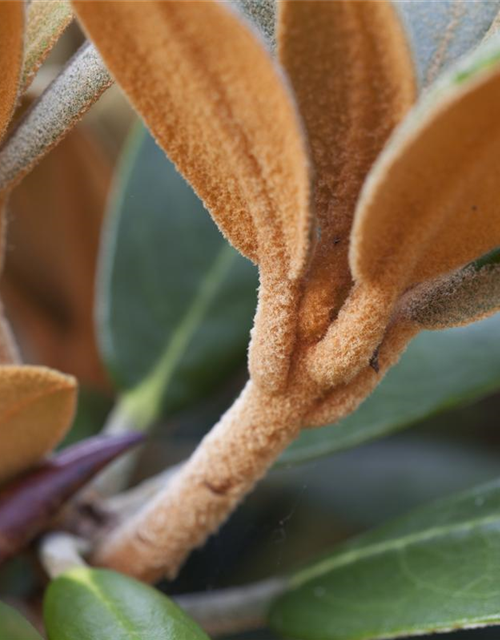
[2,121,111,389]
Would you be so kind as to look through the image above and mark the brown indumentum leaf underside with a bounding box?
[73,0,314,393]
[0,433,144,564]
[0,365,77,484]
[73,0,312,281]
[351,65,500,292]
[278,0,416,343]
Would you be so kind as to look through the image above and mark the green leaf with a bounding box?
[44,567,210,640]
[59,386,113,448]
[0,601,42,640]
[270,477,500,640]
[396,0,500,88]
[282,314,500,465]
[97,124,257,427]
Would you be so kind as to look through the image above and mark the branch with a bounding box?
[39,533,89,579]
[0,42,112,192]
[92,381,305,581]
[173,577,286,636]
[103,463,182,522]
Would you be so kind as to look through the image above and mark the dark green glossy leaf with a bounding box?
[0,601,42,640]
[97,124,257,426]
[270,477,500,640]
[282,314,500,465]
[44,567,210,640]
[396,0,500,88]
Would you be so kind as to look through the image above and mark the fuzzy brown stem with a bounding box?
[248,271,302,393]
[307,282,398,389]
[93,381,308,582]
[304,320,419,427]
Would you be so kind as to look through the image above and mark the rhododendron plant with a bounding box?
[1,1,500,639]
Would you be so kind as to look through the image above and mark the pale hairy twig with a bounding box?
[0,42,112,192]
[173,577,286,636]
[102,463,182,522]
[39,533,89,579]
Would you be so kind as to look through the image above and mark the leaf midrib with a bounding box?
[122,243,236,426]
[69,573,142,640]
[292,511,500,588]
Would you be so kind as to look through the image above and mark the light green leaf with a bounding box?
[44,567,209,640]
[0,601,42,640]
[97,124,257,427]
[282,314,500,465]
[271,477,500,640]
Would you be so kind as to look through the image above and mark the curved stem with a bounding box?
[307,282,398,389]
[304,319,419,427]
[103,463,182,522]
[93,380,308,581]
[248,268,302,393]
[40,533,89,579]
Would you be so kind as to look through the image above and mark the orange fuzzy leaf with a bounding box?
[278,0,415,341]
[309,39,500,388]
[0,0,24,144]
[72,0,312,280]
[0,365,77,484]
[351,46,500,294]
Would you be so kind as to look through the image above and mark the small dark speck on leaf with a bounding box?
[369,347,380,373]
